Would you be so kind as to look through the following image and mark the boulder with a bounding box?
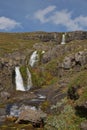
[75,51,87,66]
[16,107,47,124]
[61,50,87,69]
[62,57,72,69]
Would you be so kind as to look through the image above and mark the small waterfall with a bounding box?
[42,50,45,54]
[15,67,25,91]
[27,68,32,90]
[61,34,65,44]
[29,51,39,67]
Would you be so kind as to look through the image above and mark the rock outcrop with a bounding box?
[61,50,87,69]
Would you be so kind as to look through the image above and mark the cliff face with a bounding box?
[1,31,87,129]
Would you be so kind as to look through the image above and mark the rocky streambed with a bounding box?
[0,89,47,130]
[0,82,67,130]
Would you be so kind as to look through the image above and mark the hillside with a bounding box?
[0,31,87,130]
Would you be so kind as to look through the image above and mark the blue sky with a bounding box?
[0,0,87,32]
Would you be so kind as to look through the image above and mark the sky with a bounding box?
[0,0,87,32]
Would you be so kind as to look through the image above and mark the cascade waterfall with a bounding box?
[61,34,65,44]
[29,51,39,67]
[15,50,44,91]
[15,67,32,91]
[15,67,25,91]
[27,67,32,90]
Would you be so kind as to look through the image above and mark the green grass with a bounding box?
[68,70,87,88]
[68,70,87,104]
[31,68,46,88]
[0,32,41,56]
[20,66,27,86]
[45,104,84,130]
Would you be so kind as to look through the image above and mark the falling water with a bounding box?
[15,67,25,91]
[29,51,39,67]
[42,50,45,54]
[61,34,65,44]
[27,68,32,90]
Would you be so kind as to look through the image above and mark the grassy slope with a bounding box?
[0,32,41,56]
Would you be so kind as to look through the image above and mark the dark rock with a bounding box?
[66,31,87,42]
[75,105,87,118]
[68,86,80,100]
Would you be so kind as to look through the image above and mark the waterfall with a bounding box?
[15,67,25,91]
[61,34,65,44]
[29,51,39,67]
[27,68,32,90]
[42,50,45,54]
[15,67,33,91]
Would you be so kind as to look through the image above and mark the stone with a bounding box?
[75,51,87,66]
[62,57,72,69]
[16,107,47,124]
[0,91,10,100]
[61,51,87,70]
[80,120,87,130]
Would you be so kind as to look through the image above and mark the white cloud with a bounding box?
[34,5,56,23]
[0,16,21,31]
[75,16,87,27]
[50,10,82,31]
[34,6,87,31]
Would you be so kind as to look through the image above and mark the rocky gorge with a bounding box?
[0,31,87,130]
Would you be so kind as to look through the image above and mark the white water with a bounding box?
[9,104,36,117]
[38,94,46,99]
[42,50,45,54]
[10,104,20,117]
[15,67,25,91]
[27,67,32,90]
[29,51,39,67]
[61,34,65,44]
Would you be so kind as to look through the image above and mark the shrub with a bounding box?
[45,105,83,130]
[68,70,87,103]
